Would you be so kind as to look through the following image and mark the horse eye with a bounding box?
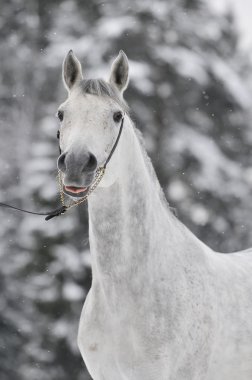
[57,130,60,139]
[113,111,122,123]
[57,110,64,122]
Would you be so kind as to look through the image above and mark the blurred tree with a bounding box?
[0,0,252,379]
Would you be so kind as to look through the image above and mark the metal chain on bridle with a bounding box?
[0,115,125,221]
[57,166,105,212]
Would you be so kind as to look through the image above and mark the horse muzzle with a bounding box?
[57,150,98,198]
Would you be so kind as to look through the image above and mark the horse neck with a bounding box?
[88,118,205,285]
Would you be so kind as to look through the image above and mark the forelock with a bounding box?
[79,79,129,112]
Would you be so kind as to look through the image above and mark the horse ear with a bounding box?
[63,50,83,91]
[109,50,129,93]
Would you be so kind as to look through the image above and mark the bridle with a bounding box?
[56,113,125,219]
[0,114,125,221]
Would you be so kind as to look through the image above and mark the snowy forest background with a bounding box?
[1,0,252,379]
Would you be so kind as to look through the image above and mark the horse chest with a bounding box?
[78,289,121,377]
[78,287,165,380]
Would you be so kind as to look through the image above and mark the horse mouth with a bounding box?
[63,185,89,198]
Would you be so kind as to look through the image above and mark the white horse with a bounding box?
[57,50,252,380]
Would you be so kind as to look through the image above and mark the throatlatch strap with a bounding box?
[103,117,124,169]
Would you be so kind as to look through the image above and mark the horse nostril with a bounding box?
[57,152,67,171]
[85,152,97,172]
